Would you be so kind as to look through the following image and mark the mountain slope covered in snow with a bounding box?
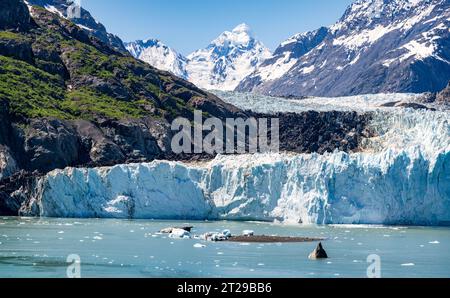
[186,23,271,91]
[124,39,188,79]
[127,24,271,91]
[237,0,450,97]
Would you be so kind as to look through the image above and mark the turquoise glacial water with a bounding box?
[0,217,449,278]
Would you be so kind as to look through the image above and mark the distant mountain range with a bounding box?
[238,0,450,96]
[29,0,450,96]
[126,23,271,91]
[127,0,450,96]
[124,39,189,79]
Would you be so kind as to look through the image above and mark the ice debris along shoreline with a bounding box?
[162,227,323,243]
[20,105,450,226]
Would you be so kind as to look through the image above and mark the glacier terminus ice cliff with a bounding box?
[20,94,450,226]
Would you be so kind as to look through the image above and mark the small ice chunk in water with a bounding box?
[401,263,415,266]
[242,230,254,236]
[193,243,206,248]
[169,229,191,239]
[222,230,232,238]
[429,241,440,244]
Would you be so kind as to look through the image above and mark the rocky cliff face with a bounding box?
[437,81,450,104]
[26,0,127,53]
[0,0,31,31]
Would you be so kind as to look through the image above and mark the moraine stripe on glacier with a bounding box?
[21,108,450,225]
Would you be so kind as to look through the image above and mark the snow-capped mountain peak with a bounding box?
[125,24,271,91]
[124,39,188,79]
[210,23,254,49]
[232,23,252,34]
[186,23,271,91]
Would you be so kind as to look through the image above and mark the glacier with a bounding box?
[212,90,427,113]
[22,106,450,226]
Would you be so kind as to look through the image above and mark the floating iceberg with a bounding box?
[21,105,450,226]
[169,229,191,239]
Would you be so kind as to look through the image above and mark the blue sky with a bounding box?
[82,0,354,55]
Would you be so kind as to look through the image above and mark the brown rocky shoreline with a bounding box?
[226,235,325,243]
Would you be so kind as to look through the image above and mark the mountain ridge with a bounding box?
[237,0,450,97]
[124,38,188,79]
[126,23,272,91]
[25,0,127,53]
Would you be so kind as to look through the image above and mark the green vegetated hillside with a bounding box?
[0,0,374,186]
[0,4,235,122]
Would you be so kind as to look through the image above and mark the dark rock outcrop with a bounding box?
[27,0,127,53]
[437,82,450,105]
[0,36,34,64]
[0,100,21,179]
[274,111,372,154]
[23,119,81,173]
[0,171,36,216]
[0,0,31,31]
[308,242,328,259]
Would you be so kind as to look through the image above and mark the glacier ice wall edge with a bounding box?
[22,147,450,225]
[21,105,450,226]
